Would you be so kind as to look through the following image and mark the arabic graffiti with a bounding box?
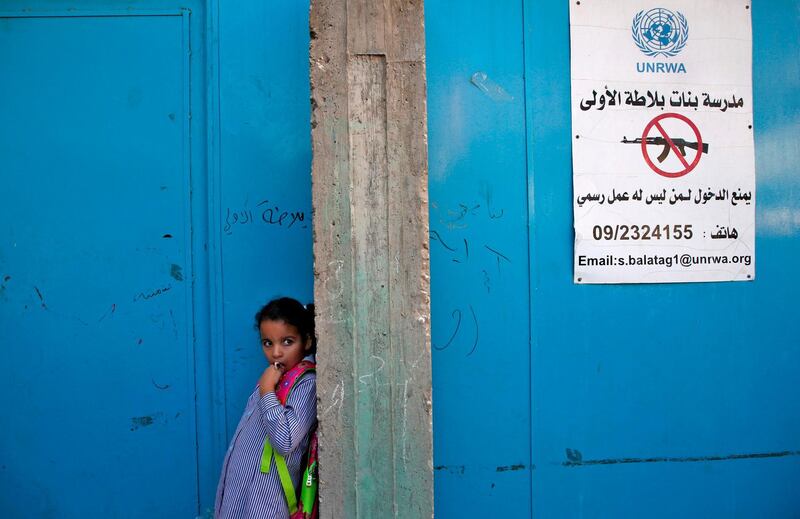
[437,196,504,231]
[223,199,308,235]
[432,305,479,357]
[430,194,513,357]
[430,232,512,272]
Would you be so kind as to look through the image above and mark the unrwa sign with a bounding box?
[636,62,687,74]
[633,7,688,74]
[569,0,755,284]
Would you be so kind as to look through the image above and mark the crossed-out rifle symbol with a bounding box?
[621,136,709,163]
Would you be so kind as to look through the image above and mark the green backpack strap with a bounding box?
[259,362,317,515]
[260,440,298,514]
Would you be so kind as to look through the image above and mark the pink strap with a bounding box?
[275,360,316,405]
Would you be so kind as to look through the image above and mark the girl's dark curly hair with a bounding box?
[254,297,316,354]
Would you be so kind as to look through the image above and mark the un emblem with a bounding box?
[632,8,688,57]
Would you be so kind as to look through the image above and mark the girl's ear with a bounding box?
[304,335,312,351]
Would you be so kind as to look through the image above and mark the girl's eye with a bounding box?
[283,338,294,346]
[262,340,272,347]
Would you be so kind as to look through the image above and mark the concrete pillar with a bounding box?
[310,0,433,517]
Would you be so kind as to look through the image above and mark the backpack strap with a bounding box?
[300,431,319,515]
[260,440,298,514]
[275,360,316,405]
[259,360,317,514]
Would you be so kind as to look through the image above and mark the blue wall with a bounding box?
[426,2,532,516]
[1,0,797,517]
[0,4,207,517]
[205,0,315,511]
[213,0,313,472]
[428,0,800,517]
[0,1,312,516]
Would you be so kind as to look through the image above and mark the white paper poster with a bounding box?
[570,2,755,284]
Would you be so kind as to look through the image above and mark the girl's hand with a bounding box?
[258,363,285,396]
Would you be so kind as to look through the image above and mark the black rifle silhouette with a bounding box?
[622,136,709,162]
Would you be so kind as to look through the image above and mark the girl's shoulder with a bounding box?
[294,358,317,382]
[286,364,316,391]
[295,369,316,386]
[290,370,316,397]
[285,370,316,407]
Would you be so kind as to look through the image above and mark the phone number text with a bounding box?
[592,224,693,241]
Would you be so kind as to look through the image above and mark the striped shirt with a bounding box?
[214,370,317,519]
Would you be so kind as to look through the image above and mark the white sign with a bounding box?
[570,1,755,284]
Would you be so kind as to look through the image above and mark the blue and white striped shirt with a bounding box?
[214,370,317,519]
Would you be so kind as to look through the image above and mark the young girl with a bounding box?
[215,297,317,519]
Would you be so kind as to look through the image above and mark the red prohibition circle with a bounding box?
[641,112,703,178]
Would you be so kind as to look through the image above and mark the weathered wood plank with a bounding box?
[311,0,432,517]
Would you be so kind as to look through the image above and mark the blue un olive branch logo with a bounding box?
[632,8,689,57]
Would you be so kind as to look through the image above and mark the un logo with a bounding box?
[632,8,688,57]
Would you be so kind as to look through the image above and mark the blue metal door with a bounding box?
[426,2,532,516]
[3,1,797,517]
[0,7,205,517]
[213,0,313,446]
[524,2,800,517]
[0,1,313,515]
[428,1,800,517]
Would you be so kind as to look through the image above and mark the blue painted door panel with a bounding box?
[523,2,800,518]
[426,2,532,516]
[0,1,313,515]
[429,0,800,517]
[1,1,795,517]
[0,10,200,517]
[215,0,313,443]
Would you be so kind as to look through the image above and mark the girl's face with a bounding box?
[259,319,311,371]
